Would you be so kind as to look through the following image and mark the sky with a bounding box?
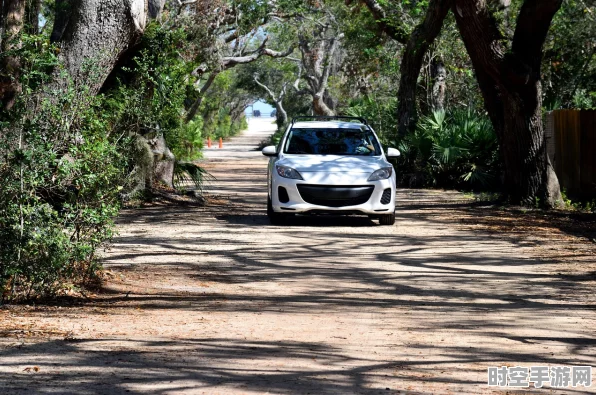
[245,100,275,117]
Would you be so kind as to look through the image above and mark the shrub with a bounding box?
[395,109,501,190]
[0,38,128,302]
[171,118,204,161]
[345,96,398,142]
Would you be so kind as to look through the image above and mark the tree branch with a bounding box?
[358,0,409,44]
[396,0,453,136]
[316,33,343,97]
[221,38,295,69]
[185,73,218,123]
[512,0,563,71]
[192,38,295,76]
[254,74,277,101]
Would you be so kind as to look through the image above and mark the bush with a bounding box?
[202,107,248,140]
[395,110,501,190]
[345,96,398,142]
[170,118,204,161]
[0,38,128,302]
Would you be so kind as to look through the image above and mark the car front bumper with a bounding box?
[271,176,396,214]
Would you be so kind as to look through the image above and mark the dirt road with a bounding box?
[1,118,595,394]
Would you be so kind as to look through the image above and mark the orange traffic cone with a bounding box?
[219,137,223,149]
[207,136,212,148]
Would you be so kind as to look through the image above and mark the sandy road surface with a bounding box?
[1,118,595,394]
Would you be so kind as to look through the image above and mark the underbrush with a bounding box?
[393,110,500,191]
[0,60,128,303]
[560,190,596,213]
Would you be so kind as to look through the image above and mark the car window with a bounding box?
[283,128,381,156]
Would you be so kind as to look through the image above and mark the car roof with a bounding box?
[291,121,366,129]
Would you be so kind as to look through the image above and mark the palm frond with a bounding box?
[173,161,214,193]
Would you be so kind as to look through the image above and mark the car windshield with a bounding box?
[283,127,381,156]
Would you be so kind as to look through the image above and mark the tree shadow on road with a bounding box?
[2,189,595,394]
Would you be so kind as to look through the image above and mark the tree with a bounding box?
[49,0,148,94]
[451,0,562,206]
[430,58,446,111]
[356,0,452,136]
[295,11,343,116]
[186,36,295,122]
[358,0,564,206]
[0,0,27,110]
[254,74,289,126]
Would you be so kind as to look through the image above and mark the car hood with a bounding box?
[278,155,387,173]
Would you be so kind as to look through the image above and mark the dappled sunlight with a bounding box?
[2,119,595,394]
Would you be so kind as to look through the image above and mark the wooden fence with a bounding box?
[545,110,596,198]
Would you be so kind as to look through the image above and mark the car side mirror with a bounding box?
[387,147,401,158]
[262,146,278,157]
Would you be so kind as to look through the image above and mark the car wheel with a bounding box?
[379,211,396,226]
[267,195,286,225]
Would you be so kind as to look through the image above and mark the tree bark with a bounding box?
[452,0,562,206]
[298,22,342,116]
[50,0,72,42]
[25,0,40,34]
[254,76,289,128]
[148,0,165,19]
[396,0,452,137]
[149,134,175,188]
[312,94,335,116]
[49,0,147,94]
[185,72,218,123]
[358,0,409,43]
[0,0,26,110]
[430,58,446,111]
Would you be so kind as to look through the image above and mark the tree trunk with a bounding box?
[186,72,218,123]
[25,0,40,35]
[452,0,562,206]
[298,18,341,117]
[396,0,452,137]
[312,94,335,116]
[499,86,560,205]
[49,0,147,94]
[0,0,26,110]
[275,102,288,127]
[148,0,165,18]
[149,135,175,188]
[430,58,446,111]
[50,0,72,42]
[43,0,178,197]
[253,76,289,128]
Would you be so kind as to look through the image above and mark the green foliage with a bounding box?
[0,37,128,301]
[174,161,214,192]
[345,96,398,142]
[395,110,500,190]
[105,24,195,152]
[543,0,596,110]
[198,71,251,139]
[560,189,596,213]
[172,119,204,161]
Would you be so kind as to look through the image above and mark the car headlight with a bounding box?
[276,165,304,180]
[368,167,393,181]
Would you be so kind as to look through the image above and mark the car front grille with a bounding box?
[297,185,374,208]
[380,188,392,205]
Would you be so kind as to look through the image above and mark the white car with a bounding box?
[262,116,400,225]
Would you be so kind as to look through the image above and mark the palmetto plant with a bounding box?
[173,162,214,193]
[397,109,500,189]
